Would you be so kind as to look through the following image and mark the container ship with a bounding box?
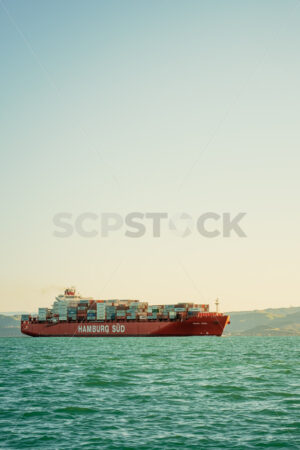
[21,288,230,337]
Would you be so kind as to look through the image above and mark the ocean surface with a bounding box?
[0,337,299,449]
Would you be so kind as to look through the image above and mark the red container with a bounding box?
[178,312,187,319]
[88,301,97,311]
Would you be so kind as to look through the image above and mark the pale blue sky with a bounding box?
[1,0,299,311]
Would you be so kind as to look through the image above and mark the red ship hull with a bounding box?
[21,314,230,337]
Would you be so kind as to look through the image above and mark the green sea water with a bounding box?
[0,337,299,449]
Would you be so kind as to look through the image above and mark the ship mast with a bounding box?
[215,297,220,313]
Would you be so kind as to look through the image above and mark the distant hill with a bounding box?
[0,314,23,337]
[224,307,300,336]
[0,307,300,337]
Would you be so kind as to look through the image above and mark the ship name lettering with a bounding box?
[77,325,110,333]
[112,324,125,333]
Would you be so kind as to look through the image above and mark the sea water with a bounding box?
[0,336,299,449]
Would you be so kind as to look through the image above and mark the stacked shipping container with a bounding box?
[36,293,209,323]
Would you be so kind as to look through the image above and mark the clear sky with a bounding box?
[0,0,299,312]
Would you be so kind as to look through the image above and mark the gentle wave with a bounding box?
[0,336,299,449]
